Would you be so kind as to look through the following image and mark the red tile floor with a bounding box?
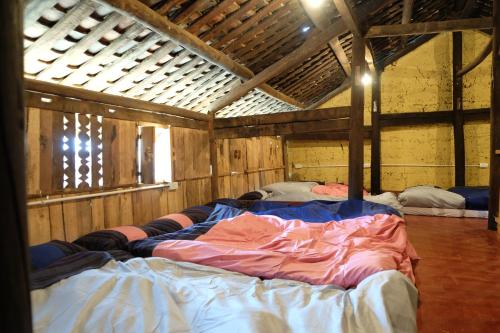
[405,215,500,332]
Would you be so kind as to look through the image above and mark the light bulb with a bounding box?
[361,73,372,86]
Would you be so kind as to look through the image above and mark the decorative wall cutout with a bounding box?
[62,113,103,190]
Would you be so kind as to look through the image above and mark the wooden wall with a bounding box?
[26,106,212,245]
[26,107,285,245]
[216,136,285,198]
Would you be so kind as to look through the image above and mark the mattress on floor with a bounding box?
[402,207,488,219]
[32,258,418,333]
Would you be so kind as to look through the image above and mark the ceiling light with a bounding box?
[302,26,311,33]
[361,73,372,86]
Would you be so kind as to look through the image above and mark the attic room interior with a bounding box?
[1,0,499,331]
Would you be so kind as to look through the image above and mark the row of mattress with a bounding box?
[30,198,419,332]
[398,185,489,218]
[242,182,489,218]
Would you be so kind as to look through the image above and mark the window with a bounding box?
[137,126,172,184]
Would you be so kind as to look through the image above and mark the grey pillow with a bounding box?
[398,186,465,209]
[261,182,318,196]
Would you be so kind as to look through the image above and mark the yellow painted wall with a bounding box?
[288,140,371,190]
[287,31,490,191]
[462,31,491,185]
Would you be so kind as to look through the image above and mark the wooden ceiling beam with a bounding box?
[366,17,493,37]
[400,0,415,47]
[214,118,351,139]
[332,0,363,37]
[299,0,351,76]
[208,28,338,112]
[215,106,350,127]
[98,0,303,108]
[209,0,390,112]
[331,0,375,71]
[24,78,209,121]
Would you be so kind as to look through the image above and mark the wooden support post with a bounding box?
[281,136,289,181]
[489,0,500,231]
[453,31,466,186]
[371,69,381,195]
[0,0,32,331]
[208,112,219,200]
[348,36,365,200]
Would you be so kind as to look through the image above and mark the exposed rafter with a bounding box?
[401,0,415,48]
[98,0,303,109]
[299,0,351,76]
[366,17,493,37]
[331,0,375,71]
[209,0,389,112]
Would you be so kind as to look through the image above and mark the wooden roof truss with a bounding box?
[23,0,493,118]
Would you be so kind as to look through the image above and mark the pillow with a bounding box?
[30,240,86,270]
[181,205,214,224]
[73,226,148,251]
[237,190,268,201]
[398,186,465,209]
[365,192,403,211]
[261,182,318,195]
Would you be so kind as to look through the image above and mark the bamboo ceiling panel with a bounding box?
[23,0,298,117]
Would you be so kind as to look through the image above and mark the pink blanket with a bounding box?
[152,213,418,288]
[311,183,369,197]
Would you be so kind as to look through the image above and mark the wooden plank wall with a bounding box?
[26,107,212,245]
[217,136,285,198]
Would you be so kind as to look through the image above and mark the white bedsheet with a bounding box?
[401,206,489,219]
[32,258,418,333]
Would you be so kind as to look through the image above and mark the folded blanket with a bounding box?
[152,212,418,288]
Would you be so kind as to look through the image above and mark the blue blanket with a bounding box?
[249,200,401,222]
[448,186,489,210]
[129,200,401,257]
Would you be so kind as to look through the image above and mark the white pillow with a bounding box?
[398,186,465,209]
[261,182,318,195]
[365,192,403,211]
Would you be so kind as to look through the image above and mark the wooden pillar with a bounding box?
[453,31,466,186]
[489,0,500,231]
[348,36,366,199]
[371,69,381,194]
[208,112,219,200]
[0,0,32,331]
[281,136,289,181]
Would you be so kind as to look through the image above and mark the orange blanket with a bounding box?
[152,212,418,288]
